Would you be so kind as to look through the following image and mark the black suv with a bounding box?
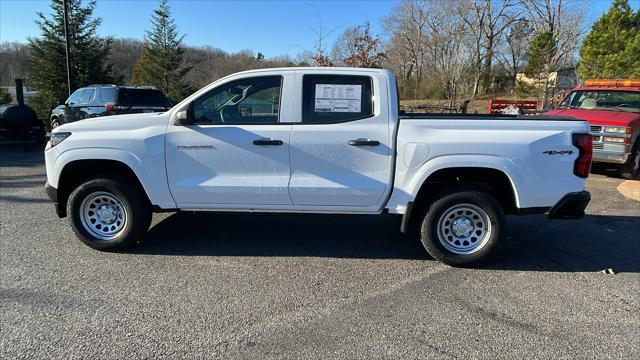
[50,85,172,128]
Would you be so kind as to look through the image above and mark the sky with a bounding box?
[0,0,635,59]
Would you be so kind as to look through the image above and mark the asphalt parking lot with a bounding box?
[1,144,639,359]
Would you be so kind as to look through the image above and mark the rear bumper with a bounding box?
[45,182,66,218]
[548,191,591,219]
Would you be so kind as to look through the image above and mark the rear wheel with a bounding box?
[67,176,151,251]
[620,142,640,180]
[419,188,505,267]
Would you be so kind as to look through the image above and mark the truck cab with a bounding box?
[545,79,640,179]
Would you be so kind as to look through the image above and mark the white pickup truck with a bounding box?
[45,68,592,266]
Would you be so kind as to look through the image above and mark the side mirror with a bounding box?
[175,110,193,126]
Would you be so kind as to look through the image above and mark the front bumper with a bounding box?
[45,182,66,218]
[548,191,591,219]
[593,150,630,164]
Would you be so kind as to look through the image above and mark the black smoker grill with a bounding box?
[0,79,45,150]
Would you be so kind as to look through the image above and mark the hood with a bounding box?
[544,108,639,126]
[56,112,169,132]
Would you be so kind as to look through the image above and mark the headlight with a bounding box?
[604,126,631,134]
[50,132,71,147]
[602,136,628,144]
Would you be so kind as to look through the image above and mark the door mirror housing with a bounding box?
[175,108,193,126]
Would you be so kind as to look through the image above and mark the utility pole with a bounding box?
[62,0,72,96]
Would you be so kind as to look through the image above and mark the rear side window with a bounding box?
[117,89,172,107]
[99,88,117,103]
[302,75,373,124]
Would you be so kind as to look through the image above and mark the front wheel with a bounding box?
[67,177,151,251]
[620,142,640,180]
[51,118,60,129]
[419,188,505,267]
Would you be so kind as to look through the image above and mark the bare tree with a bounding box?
[460,0,487,97]
[331,22,386,68]
[497,18,532,89]
[384,0,430,98]
[480,0,519,94]
[460,0,519,96]
[519,0,586,104]
[423,0,472,106]
[519,0,586,70]
[308,3,339,67]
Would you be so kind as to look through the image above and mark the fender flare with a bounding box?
[52,147,176,209]
[389,154,526,213]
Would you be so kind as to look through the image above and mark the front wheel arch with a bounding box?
[57,159,151,217]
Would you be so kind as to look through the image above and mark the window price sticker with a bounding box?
[314,84,362,112]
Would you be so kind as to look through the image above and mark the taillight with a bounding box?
[105,104,129,112]
[572,133,592,178]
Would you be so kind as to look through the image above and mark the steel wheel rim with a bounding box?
[437,203,492,255]
[79,191,127,240]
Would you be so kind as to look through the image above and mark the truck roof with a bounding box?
[570,86,640,92]
[229,67,394,76]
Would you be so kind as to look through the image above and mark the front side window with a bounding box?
[191,76,282,124]
[67,89,83,106]
[302,75,373,124]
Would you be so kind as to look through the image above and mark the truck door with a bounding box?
[289,73,393,208]
[165,74,293,207]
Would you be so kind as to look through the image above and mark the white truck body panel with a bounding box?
[386,119,589,214]
[46,67,589,217]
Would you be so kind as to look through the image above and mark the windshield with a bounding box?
[557,90,640,113]
[117,88,172,107]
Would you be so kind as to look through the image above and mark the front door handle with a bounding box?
[253,138,283,146]
[348,138,380,146]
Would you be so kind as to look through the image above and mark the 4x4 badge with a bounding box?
[543,150,573,155]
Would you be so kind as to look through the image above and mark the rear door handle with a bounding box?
[348,138,380,146]
[253,138,283,146]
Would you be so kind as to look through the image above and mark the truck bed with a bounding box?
[399,113,584,121]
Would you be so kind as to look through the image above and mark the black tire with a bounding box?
[419,187,505,267]
[67,176,151,251]
[620,141,640,180]
[51,118,60,129]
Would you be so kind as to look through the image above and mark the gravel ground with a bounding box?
[1,144,639,359]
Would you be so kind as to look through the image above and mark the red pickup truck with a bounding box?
[545,79,640,179]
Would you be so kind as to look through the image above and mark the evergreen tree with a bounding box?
[524,31,556,79]
[132,0,191,102]
[578,0,640,79]
[524,31,557,106]
[28,0,117,118]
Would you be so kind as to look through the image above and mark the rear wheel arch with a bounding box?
[57,159,151,216]
[404,167,518,234]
